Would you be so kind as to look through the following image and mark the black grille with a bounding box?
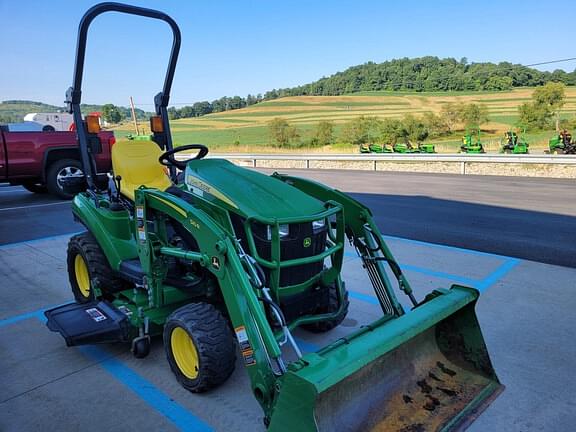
[231,215,327,287]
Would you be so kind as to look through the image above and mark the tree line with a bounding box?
[267,102,489,148]
[264,57,576,98]
[161,58,576,121]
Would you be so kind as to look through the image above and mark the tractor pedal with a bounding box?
[44,301,131,346]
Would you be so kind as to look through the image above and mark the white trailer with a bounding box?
[23,113,74,131]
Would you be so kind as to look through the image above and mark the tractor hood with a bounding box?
[184,159,325,219]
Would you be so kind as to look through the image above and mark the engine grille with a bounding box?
[231,215,327,287]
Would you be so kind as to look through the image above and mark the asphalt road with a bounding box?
[1,170,575,267]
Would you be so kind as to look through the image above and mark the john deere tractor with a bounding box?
[500,130,529,154]
[45,4,503,431]
[460,127,485,153]
[548,129,576,154]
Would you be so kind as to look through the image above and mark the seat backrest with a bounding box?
[111,140,172,200]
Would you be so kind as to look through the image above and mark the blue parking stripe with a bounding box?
[344,251,480,285]
[349,291,380,305]
[475,258,520,292]
[79,345,212,432]
[0,310,45,327]
[400,264,479,286]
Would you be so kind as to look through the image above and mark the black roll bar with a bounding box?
[65,2,181,191]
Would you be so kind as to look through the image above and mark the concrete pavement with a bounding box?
[1,233,575,431]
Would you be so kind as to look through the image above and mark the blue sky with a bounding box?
[1,0,575,109]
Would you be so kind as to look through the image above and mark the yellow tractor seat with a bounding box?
[111,139,172,201]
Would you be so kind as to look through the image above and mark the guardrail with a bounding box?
[176,153,576,177]
[209,153,576,164]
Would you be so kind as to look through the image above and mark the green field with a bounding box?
[113,87,576,153]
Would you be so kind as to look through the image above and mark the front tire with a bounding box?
[164,303,236,393]
[302,282,350,333]
[46,158,84,199]
[67,232,126,303]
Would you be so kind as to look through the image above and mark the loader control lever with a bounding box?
[159,144,209,170]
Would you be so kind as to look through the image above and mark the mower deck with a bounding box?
[1,234,575,431]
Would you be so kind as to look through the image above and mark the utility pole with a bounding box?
[129,96,140,135]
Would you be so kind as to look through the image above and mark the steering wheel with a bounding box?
[159,144,209,170]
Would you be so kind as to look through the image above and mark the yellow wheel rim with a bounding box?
[74,254,91,298]
[171,327,199,379]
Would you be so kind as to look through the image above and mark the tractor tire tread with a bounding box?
[303,284,350,333]
[67,232,126,302]
[164,302,236,393]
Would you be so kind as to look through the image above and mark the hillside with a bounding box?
[264,57,576,98]
[115,87,576,153]
[0,100,151,123]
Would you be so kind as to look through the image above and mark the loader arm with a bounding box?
[271,172,418,314]
[134,188,289,416]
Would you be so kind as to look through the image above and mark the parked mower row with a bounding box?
[360,128,576,155]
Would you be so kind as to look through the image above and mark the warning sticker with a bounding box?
[235,326,250,350]
[86,308,107,322]
[235,326,256,366]
[138,228,146,242]
[242,349,256,366]
[136,206,144,219]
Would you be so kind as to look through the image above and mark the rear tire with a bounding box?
[46,158,84,199]
[302,283,349,333]
[164,302,236,393]
[67,232,126,303]
[22,182,48,194]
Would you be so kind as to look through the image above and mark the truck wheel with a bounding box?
[164,303,236,393]
[46,159,84,199]
[302,283,349,333]
[67,232,126,303]
[42,125,56,132]
[22,182,48,194]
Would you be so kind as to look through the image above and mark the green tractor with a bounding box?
[460,128,485,154]
[548,129,576,154]
[45,4,503,431]
[500,130,529,154]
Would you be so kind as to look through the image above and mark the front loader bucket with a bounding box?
[269,285,502,432]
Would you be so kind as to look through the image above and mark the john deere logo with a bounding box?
[303,237,312,248]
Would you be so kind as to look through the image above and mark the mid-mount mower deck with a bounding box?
[45,3,503,431]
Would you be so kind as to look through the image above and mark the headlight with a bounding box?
[267,224,289,240]
[312,219,326,231]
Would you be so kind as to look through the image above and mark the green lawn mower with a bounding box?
[418,142,436,153]
[548,130,576,154]
[359,143,393,153]
[500,130,529,154]
[45,3,502,431]
[392,142,420,153]
[460,128,485,154]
